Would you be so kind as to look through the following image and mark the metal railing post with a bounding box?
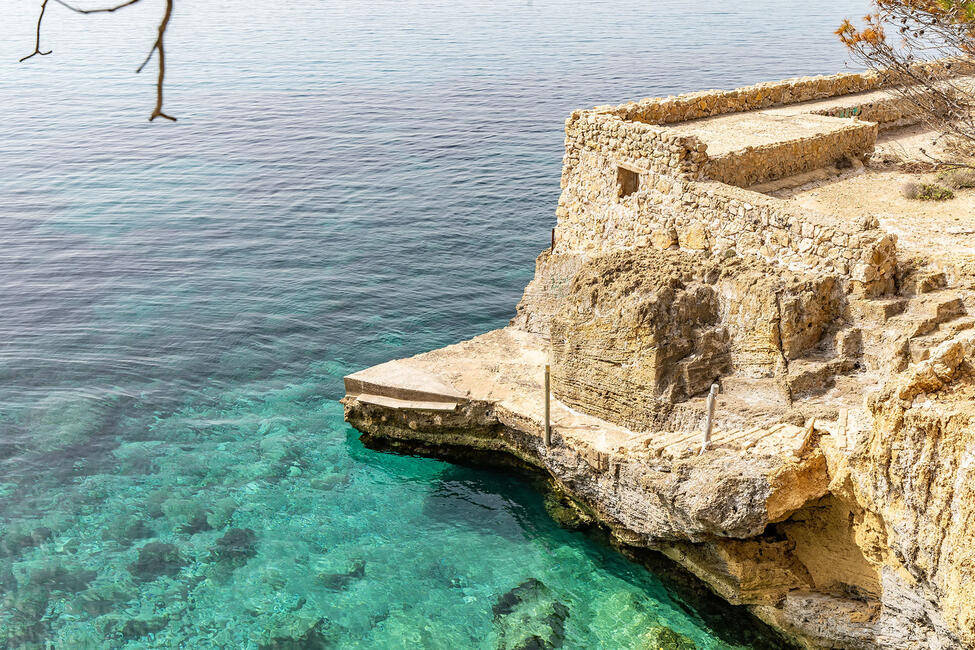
[544,364,552,447]
[699,383,719,455]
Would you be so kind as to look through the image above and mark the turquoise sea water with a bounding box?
[0,1,867,647]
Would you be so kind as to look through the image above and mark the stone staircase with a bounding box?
[779,270,973,399]
[648,420,814,460]
[857,276,973,375]
[785,327,861,398]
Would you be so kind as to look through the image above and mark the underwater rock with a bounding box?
[119,616,169,641]
[310,472,349,491]
[128,542,184,581]
[178,512,213,535]
[542,491,594,530]
[102,516,155,545]
[0,527,53,558]
[162,497,210,533]
[493,579,569,650]
[31,565,97,593]
[205,497,237,529]
[493,578,547,617]
[31,527,53,544]
[317,558,365,590]
[124,519,155,542]
[258,615,334,650]
[512,636,547,650]
[0,441,21,460]
[211,528,258,564]
[1,587,50,647]
[643,625,698,650]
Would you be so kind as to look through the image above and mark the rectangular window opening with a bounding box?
[617,166,640,198]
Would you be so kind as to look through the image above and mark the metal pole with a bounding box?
[544,365,551,447]
[699,383,718,456]
[551,228,555,250]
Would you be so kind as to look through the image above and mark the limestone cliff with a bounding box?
[343,69,975,649]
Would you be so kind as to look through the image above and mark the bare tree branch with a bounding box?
[838,3,975,168]
[18,0,177,122]
[146,0,175,121]
[19,0,52,62]
[52,0,143,15]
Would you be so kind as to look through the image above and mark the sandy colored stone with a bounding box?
[651,226,678,250]
[344,65,975,649]
[679,222,709,250]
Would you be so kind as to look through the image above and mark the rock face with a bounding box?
[550,250,730,430]
[344,68,975,649]
[547,249,845,430]
[834,335,975,649]
[345,239,975,649]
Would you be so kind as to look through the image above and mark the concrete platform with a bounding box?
[665,111,872,159]
[343,327,850,462]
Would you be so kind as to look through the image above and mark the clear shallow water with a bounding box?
[0,1,867,647]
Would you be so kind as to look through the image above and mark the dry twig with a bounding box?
[20,0,177,121]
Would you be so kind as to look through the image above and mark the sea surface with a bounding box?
[0,1,868,647]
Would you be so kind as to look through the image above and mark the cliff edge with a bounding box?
[344,66,975,649]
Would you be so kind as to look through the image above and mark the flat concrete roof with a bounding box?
[663,111,863,158]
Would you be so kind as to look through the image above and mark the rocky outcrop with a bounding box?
[343,68,975,648]
[343,244,975,648]
[829,334,975,649]
[546,249,847,431]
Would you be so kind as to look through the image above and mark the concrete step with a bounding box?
[344,360,466,405]
[355,393,460,412]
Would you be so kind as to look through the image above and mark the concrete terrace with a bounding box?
[343,328,856,472]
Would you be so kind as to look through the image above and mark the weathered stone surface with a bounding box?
[549,249,730,430]
[344,66,975,649]
[545,248,842,431]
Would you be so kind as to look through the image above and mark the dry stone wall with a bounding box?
[811,94,925,130]
[703,121,877,188]
[554,140,896,297]
[547,64,975,297]
[604,59,963,125]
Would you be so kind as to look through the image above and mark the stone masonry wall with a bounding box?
[559,111,708,185]
[554,139,896,296]
[602,59,963,125]
[704,121,878,188]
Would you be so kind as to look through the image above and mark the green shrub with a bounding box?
[917,183,954,201]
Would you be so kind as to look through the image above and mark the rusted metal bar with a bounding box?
[551,228,555,250]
